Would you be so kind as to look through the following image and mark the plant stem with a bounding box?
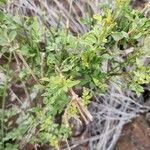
[1,76,7,148]
[1,52,12,148]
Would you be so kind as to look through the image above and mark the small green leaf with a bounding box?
[9,30,17,42]
[136,58,144,66]
[121,31,129,38]
[0,0,7,4]
[112,32,124,41]
[0,38,8,46]
[93,14,102,21]
[47,54,56,65]
[63,79,80,91]
[133,32,142,39]
[40,77,50,82]
[129,83,144,96]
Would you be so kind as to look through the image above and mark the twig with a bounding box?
[65,139,71,150]
[9,88,23,104]
[13,52,31,105]
[19,107,47,149]
[55,65,93,124]
[1,52,12,148]
[16,51,39,83]
[19,122,39,150]
[69,88,93,124]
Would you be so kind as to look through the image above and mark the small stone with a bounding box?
[69,118,85,137]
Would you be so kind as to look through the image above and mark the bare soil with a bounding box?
[115,114,150,150]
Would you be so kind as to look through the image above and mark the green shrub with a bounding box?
[0,0,150,149]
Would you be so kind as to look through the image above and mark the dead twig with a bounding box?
[69,88,93,124]
[16,51,39,83]
[55,65,93,124]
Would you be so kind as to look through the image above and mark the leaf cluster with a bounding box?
[0,0,150,149]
